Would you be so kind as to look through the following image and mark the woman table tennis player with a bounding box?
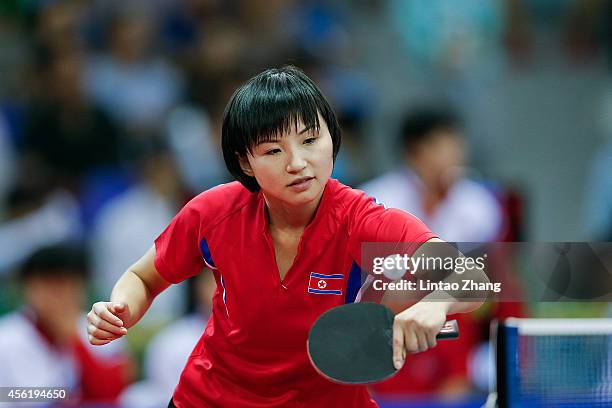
[87,66,484,407]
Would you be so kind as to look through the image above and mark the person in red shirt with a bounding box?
[0,244,133,405]
[87,66,485,407]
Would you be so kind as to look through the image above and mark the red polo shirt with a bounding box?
[154,179,435,407]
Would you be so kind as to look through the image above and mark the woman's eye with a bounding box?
[304,137,317,145]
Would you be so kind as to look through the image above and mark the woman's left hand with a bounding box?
[392,301,450,369]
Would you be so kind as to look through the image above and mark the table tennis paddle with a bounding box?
[307,302,459,384]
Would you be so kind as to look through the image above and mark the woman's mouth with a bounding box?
[288,177,314,191]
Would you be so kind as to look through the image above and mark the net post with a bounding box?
[491,319,507,408]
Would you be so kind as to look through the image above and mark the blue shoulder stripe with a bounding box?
[200,238,216,268]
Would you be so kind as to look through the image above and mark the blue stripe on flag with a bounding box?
[308,288,342,295]
[310,272,344,279]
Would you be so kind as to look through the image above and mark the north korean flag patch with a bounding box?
[308,272,344,295]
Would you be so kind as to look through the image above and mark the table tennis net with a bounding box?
[495,318,612,407]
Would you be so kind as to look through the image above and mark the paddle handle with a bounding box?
[436,319,459,339]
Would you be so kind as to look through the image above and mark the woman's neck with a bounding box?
[263,189,324,231]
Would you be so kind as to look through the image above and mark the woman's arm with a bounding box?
[87,245,171,345]
[392,238,488,369]
[417,237,488,313]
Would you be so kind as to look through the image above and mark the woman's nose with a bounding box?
[286,149,307,173]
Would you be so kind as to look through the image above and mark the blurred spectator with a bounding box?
[0,7,30,101]
[236,0,295,65]
[332,110,370,186]
[0,186,81,276]
[121,270,216,408]
[553,0,605,64]
[388,0,504,74]
[90,140,187,323]
[182,23,250,123]
[502,0,534,67]
[360,107,502,242]
[34,1,88,56]
[284,1,351,64]
[0,243,133,405]
[84,6,184,134]
[0,113,16,214]
[189,20,248,83]
[165,105,229,193]
[22,49,121,194]
[503,0,608,67]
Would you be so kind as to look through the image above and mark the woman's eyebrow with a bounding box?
[260,139,280,144]
[298,125,316,134]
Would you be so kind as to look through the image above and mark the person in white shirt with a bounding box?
[360,107,502,243]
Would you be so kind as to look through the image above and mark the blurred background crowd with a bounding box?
[0,0,611,406]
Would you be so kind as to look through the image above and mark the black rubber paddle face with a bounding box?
[307,302,397,384]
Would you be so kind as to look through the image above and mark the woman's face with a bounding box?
[240,115,334,207]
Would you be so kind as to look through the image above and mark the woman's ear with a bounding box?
[237,153,254,177]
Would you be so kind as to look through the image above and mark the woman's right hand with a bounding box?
[87,302,130,345]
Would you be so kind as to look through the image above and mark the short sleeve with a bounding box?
[347,191,437,269]
[154,202,205,284]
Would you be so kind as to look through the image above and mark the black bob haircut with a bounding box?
[19,243,89,282]
[222,65,341,192]
[400,107,461,152]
